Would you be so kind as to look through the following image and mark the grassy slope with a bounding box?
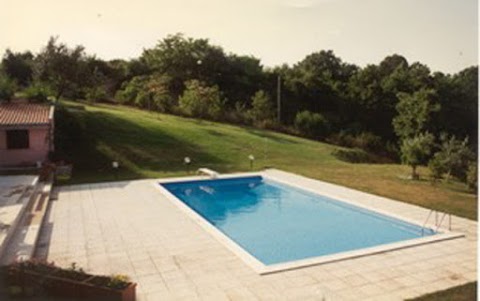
[60,101,477,220]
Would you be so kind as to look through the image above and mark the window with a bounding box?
[6,130,29,149]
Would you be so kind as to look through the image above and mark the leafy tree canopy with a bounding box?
[1,49,34,86]
[35,37,89,101]
[178,79,224,120]
[393,89,440,139]
[400,132,435,179]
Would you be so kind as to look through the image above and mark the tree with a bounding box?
[178,80,224,120]
[24,82,50,103]
[220,54,265,106]
[0,73,16,101]
[1,49,34,86]
[107,58,149,93]
[400,132,434,180]
[284,50,357,121]
[378,54,408,76]
[393,89,439,140]
[429,134,474,181]
[294,111,330,139]
[248,90,275,124]
[35,37,88,101]
[146,74,174,112]
[115,75,148,105]
[432,67,478,147]
[142,33,228,97]
[347,63,402,140]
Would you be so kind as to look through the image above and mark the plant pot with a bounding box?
[8,267,136,301]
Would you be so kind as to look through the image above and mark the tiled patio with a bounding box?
[35,169,477,300]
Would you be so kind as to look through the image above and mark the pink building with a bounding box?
[0,103,54,167]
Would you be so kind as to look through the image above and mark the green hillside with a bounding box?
[56,101,477,220]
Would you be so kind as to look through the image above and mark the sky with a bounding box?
[1,0,478,74]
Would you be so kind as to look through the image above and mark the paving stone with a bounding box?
[38,170,476,300]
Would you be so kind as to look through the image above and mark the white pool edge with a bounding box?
[153,170,465,275]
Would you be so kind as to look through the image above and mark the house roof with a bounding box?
[0,103,54,127]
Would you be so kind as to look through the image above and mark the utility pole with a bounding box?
[277,75,281,124]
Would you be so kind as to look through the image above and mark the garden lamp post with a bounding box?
[249,154,255,170]
[112,161,119,180]
[184,157,191,173]
[196,59,202,80]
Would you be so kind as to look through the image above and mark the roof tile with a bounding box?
[0,103,53,126]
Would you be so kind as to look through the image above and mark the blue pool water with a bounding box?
[161,176,435,265]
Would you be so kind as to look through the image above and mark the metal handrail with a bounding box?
[421,209,452,235]
[421,209,434,235]
[435,212,452,232]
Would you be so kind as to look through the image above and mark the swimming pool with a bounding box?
[158,173,458,273]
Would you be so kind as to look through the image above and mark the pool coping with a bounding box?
[153,170,465,275]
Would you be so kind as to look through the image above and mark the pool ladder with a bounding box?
[421,210,451,235]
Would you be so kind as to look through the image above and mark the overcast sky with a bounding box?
[2,0,478,74]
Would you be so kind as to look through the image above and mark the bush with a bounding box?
[178,80,225,120]
[134,90,151,108]
[428,155,447,182]
[294,110,330,139]
[24,83,50,102]
[328,131,383,152]
[354,132,383,152]
[466,162,477,192]
[223,102,249,124]
[332,148,387,164]
[114,76,147,104]
[85,86,108,102]
[0,74,16,101]
[152,92,175,113]
[53,105,87,162]
[430,134,475,182]
[400,132,435,180]
[248,90,275,125]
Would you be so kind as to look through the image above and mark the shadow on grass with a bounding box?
[245,128,299,145]
[55,106,226,184]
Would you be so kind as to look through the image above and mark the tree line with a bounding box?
[0,34,477,188]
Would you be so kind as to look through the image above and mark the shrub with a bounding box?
[354,132,383,153]
[332,148,386,164]
[85,86,108,102]
[223,102,249,124]
[428,155,447,182]
[53,105,87,162]
[430,134,475,182]
[466,162,477,192]
[327,131,383,153]
[400,132,435,180]
[107,274,131,289]
[178,80,225,120]
[0,74,16,101]
[24,83,50,103]
[114,75,147,104]
[248,90,275,125]
[294,110,330,139]
[152,92,175,113]
[327,131,355,147]
[134,90,151,108]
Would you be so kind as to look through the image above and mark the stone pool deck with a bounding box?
[35,169,477,300]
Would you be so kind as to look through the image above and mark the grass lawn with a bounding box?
[408,282,476,301]
[56,101,477,220]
